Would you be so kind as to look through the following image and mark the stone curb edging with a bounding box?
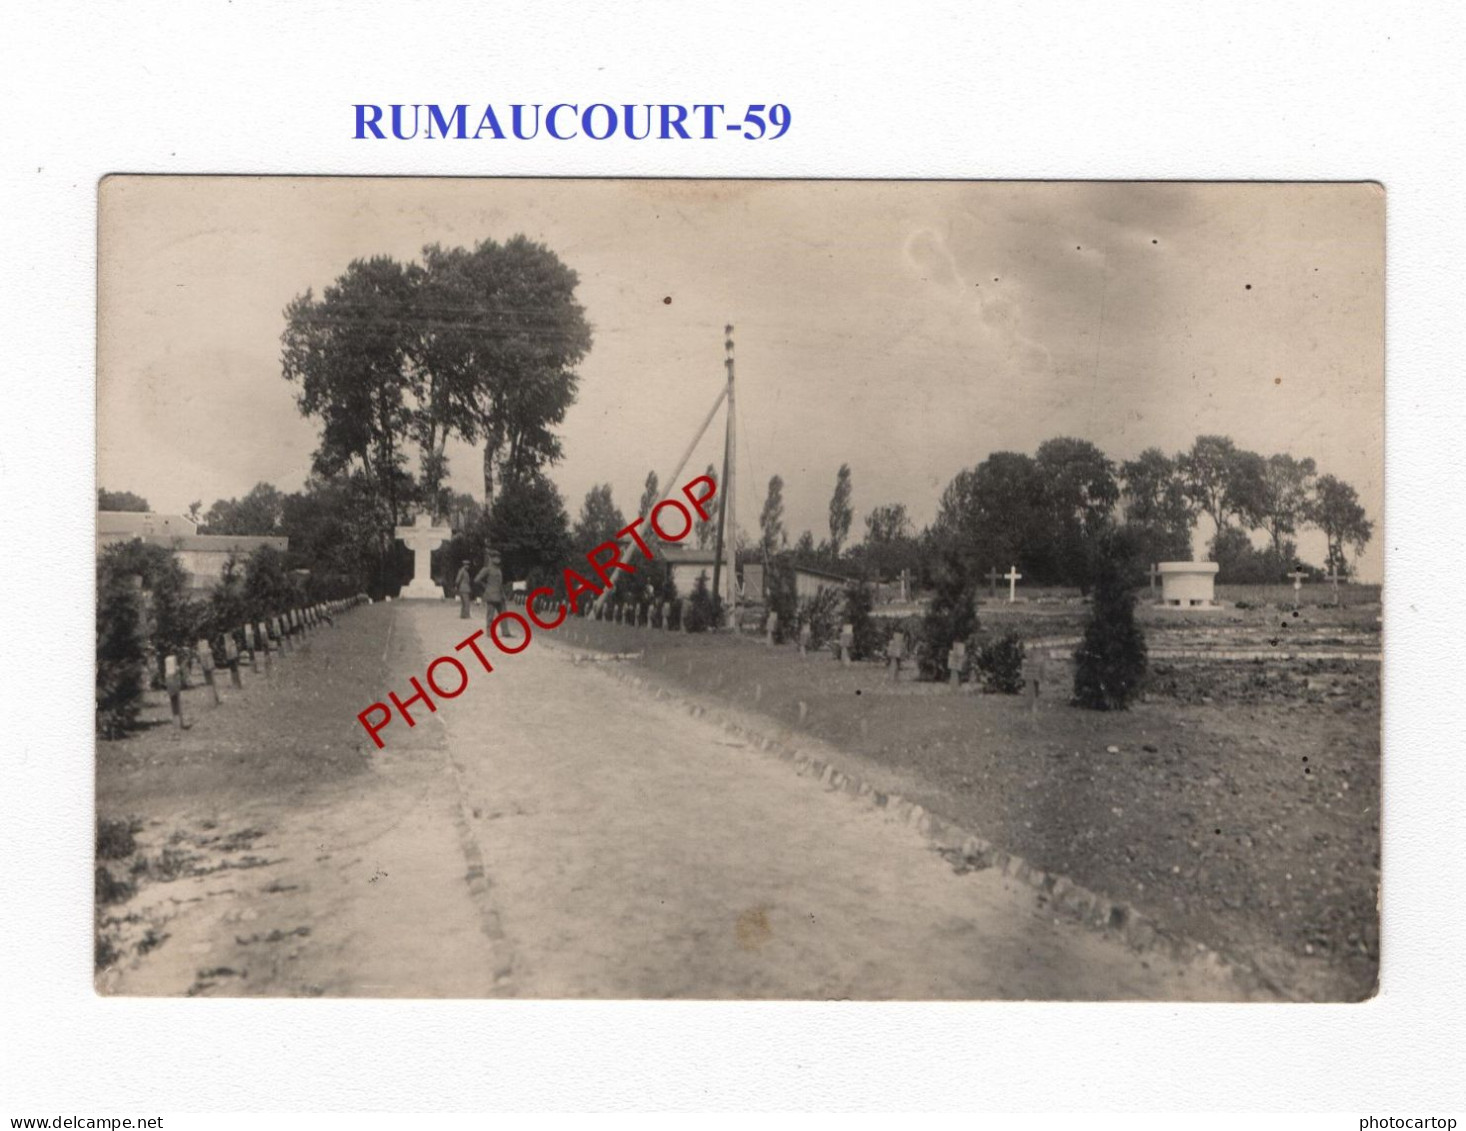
[552,637,1288,1002]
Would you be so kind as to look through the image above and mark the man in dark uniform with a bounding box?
[454,559,473,619]
[474,549,507,635]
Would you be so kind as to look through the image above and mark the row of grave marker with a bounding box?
[162,597,367,728]
[567,597,990,686]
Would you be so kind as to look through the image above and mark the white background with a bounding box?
[2,0,1462,1114]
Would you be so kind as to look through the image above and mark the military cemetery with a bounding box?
[94,178,1381,1002]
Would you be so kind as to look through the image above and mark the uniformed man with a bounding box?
[474,549,508,635]
[454,559,473,619]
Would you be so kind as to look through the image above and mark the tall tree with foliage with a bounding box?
[759,474,786,558]
[97,540,196,686]
[1253,453,1318,556]
[828,463,853,557]
[486,472,574,590]
[572,483,625,557]
[931,452,1046,583]
[1120,447,1196,562]
[417,237,592,515]
[1178,434,1267,547]
[1308,474,1374,575]
[1035,437,1119,587]
[281,255,421,556]
[1073,543,1148,711]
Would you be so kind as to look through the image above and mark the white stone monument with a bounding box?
[1157,561,1221,609]
[394,514,454,600]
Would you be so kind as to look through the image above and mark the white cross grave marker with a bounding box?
[1004,565,1023,604]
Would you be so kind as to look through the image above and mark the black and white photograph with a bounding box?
[93,177,1383,1002]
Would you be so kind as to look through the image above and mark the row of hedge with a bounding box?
[96,541,366,738]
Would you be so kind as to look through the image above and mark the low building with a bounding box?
[1157,560,1221,609]
[791,563,855,602]
[97,511,288,592]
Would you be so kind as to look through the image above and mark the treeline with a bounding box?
[95,539,353,737]
[753,434,1373,592]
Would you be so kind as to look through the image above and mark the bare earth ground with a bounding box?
[95,601,1256,1000]
[562,596,1382,1002]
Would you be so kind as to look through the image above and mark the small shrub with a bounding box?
[1073,552,1148,710]
[766,557,799,643]
[686,573,722,633]
[919,558,979,680]
[976,632,1026,694]
[95,864,135,907]
[96,816,140,860]
[798,586,844,651]
[844,582,882,660]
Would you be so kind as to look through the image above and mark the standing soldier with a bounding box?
[475,549,509,636]
[454,559,473,619]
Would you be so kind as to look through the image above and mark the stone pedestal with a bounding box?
[395,514,454,600]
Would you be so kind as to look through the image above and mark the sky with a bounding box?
[97,178,1385,580]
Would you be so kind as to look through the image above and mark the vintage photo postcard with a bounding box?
[95,177,1382,1001]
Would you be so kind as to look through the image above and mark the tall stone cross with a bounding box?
[1147,563,1161,595]
[1287,568,1308,611]
[1004,565,1023,604]
[985,567,1000,599]
[395,513,454,600]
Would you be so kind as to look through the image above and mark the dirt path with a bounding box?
[103,600,1258,999]
[410,603,1252,1000]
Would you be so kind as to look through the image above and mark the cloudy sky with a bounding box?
[98,178,1384,580]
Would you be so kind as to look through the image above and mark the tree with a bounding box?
[281,473,403,598]
[1254,453,1318,556]
[281,255,421,555]
[573,483,625,557]
[202,482,286,535]
[1308,474,1373,575]
[186,500,203,524]
[919,550,979,681]
[487,472,574,591]
[417,237,592,514]
[1035,437,1120,587]
[1178,435,1266,544]
[931,452,1046,583]
[1072,543,1148,710]
[858,503,920,583]
[759,474,786,558]
[793,529,816,557]
[828,464,853,557]
[637,471,661,526]
[97,540,196,686]
[97,488,149,512]
[1120,448,1196,562]
[96,560,148,737]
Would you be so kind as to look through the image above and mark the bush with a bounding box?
[919,558,979,680]
[844,582,883,660]
[766,557,799,643]
[96,566,149,738]
[96,817,140,860]
[1073,551,1148,710]
[976,632,1026,694]
[797,585,844,651]
[686,572,721,633]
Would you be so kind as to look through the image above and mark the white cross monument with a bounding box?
[1004,565,1023,604]
[395,513,454,600]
